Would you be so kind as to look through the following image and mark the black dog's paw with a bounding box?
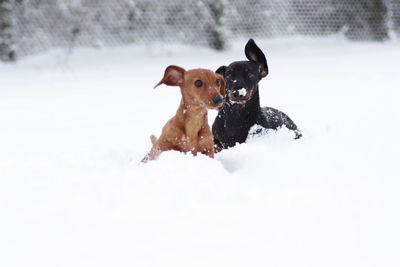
[247,124,270,138]
[248,124,302,141]
[294,129,302,139]
[258,107,302,140]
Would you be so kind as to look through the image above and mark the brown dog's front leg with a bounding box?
[198,128,215,158]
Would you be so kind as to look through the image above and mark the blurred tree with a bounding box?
[288,0,389,40]
[344,0,389,40]
[226,0,273,38]
[390,0,400,36]
[0,0,16,61]
[154,0,227,50]
[202,0,226,50]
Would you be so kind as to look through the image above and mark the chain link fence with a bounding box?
[1,0,399,61]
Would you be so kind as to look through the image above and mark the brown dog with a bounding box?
[141,65,225,163]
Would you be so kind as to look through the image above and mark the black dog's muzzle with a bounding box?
[228,87,251,105]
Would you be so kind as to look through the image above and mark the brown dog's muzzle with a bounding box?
[211,94,225,110]
[212,95,223,106]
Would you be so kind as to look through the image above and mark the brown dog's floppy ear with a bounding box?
[217,74,226,97]
[245,39,269,78]
[216,66,227,77]
[154,65,185,88]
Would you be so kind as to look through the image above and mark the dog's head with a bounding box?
[154,65,226,110]
[216,39,268,106]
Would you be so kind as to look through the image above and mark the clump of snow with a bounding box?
[1,37,400,267]
[237,88,247,96]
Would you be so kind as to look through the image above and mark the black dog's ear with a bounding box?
[216,65,227,77]
[245,39,269,78]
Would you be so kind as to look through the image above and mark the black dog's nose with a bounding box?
[232,90,243,100]
[212,95,223,106]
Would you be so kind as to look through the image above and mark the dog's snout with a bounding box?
[232,91,243,100]
[212,95,223,106]
[232,88,247,101]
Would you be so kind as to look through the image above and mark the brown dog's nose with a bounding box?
[212,95,223,106]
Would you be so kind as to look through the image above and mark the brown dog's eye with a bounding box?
[194,80,203,87]
[216,79,221,86]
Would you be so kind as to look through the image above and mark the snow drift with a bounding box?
[1,37,400,267]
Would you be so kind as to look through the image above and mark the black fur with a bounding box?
[212,39,301,150]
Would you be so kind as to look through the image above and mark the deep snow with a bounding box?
[1,37,400,267]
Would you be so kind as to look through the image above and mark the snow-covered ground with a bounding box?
[1,37,400,267]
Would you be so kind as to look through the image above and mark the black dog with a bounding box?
[212,39,302,150]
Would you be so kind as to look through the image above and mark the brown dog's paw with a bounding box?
[213,143,223,154]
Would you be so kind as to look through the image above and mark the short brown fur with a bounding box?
[141,65,225,163]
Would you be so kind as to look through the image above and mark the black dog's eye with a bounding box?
[216,79,221,86]
[194,80,203,87]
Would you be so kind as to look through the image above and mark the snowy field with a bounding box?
[1,37,400,267]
